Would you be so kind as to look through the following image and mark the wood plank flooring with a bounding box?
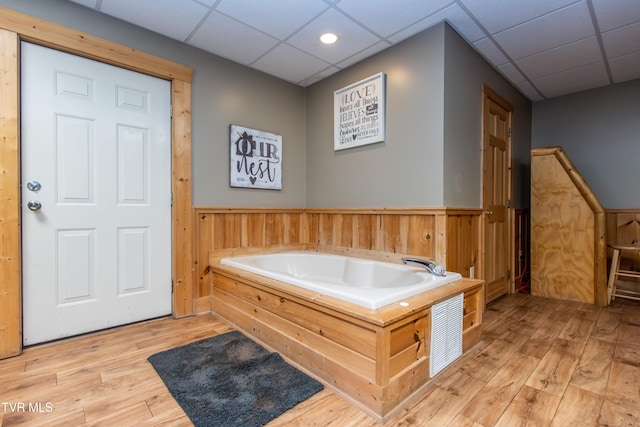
[1,293,639,426]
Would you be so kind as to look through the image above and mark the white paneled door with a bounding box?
[21,42,172,345]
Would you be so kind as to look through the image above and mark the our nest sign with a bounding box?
[334,72,386,151]
[230,125,282,190]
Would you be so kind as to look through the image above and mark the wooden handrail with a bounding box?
[532,146,604,215]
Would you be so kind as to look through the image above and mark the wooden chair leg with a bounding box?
[607,248,621,304]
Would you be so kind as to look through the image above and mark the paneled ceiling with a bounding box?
[68,0,640,101]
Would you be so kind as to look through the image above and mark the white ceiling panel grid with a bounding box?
[601,21,640,58]
[515,37,603,80]
[458,0,580,34]
[216,0,329,40]
[101,0,210,41]
[67,0,640,101]
[286,8,381,64]
[609,51,640,83]
[188,11,280,65]
[592,0,640,31]
[473,37,509,66]
[335,0,454,38]
[252,43,331,84]
[532,61,609,98]
[492,2,595,60]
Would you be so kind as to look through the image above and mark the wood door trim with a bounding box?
[0,8,193,82]
[482,84,513,300]
[483,85,513,112]
[0,29,21,359]
[0,8,194,359]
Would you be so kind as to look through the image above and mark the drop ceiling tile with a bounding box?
[532,61,609,98]
[216,0,328,40]
[493,1,595,60]
[64,0,640,97]
[602,22,640,58]
[189,11,280,64]
[195,0,218,7]
[514,80,544,101]
[336,0,453,38]
[252,43,331,84]
[299,67,342,87]
[336,41,391,69]
[387,4,482,44]
[516,36,602,79]
[68,0,98,7]
[609,51,640,83]
[497,62,526,83]
[592,0,640,31]
[287,8,381,64]
[442,4,486,42]
[473,37,508,65]
[460,0,579,34]
[386,9,448,43]
[99,0,209,41]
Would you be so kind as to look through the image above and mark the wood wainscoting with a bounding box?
[194,207,483,312]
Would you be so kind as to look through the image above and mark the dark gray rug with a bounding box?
[148,330,323,427]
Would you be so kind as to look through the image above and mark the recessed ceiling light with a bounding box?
[319,32,339,45]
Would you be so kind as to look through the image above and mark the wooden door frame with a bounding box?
[481,85,514,297]
[0,8,194,359]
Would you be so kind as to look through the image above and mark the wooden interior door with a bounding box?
[482,86,512,304]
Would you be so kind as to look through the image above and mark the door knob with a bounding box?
[26,180,41,191]
[27,200,42,211]
[485,210,494,215]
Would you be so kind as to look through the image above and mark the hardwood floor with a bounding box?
[1,293,639,426]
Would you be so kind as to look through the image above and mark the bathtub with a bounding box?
[220,251,462,309]
[211,248,484,421]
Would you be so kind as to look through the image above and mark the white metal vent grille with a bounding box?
[430,292,463,377]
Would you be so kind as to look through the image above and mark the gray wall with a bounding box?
[532,78,640,208]
[6,1,533,210]
[304,24,446,208]
[443,25,532,208]
[2,0,307,207]
[304,22,531,209]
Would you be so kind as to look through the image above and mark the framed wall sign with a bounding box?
[334,72,386,151]
[230,124,282,190]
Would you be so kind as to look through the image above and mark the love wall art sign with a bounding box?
[334,72,386,151]
[230,125,282,190]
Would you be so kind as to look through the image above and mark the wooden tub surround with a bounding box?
[208,246,484,423]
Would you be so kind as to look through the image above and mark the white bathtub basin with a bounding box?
[220,252,462,309]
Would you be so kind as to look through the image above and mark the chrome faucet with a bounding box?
[401,257,446,276]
